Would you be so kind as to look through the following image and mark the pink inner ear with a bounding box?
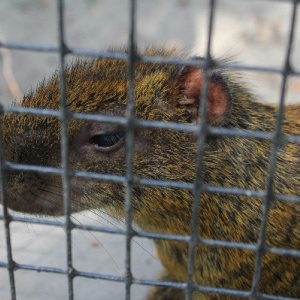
[207,81,229,125]
[180,67,229,125]
[182,67,203,98]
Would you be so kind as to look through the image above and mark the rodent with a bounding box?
[1,48,300,299]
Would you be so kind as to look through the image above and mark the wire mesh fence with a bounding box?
[0,0,300,299]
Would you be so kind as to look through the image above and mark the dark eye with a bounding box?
[89,132,125,148]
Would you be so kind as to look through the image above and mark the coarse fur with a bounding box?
[2,48,300,299]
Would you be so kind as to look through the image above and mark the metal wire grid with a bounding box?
[0,0,300,299]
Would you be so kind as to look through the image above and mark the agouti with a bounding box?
[1,48,300,299]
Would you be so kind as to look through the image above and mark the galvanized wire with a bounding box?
[1,40,300,76]
[56,0,75,299]
[186,0,216,298]
[0,0,300,299]
[123,0,137,299]
[249,1,299,299]
[0,107,16,300]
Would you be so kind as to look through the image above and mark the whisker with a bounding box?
[71,214,123,274]
[80,206,160,263]
[21,181,160,264]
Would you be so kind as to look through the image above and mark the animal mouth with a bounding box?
[6,172,64,215]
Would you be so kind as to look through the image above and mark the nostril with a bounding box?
[15,181,31,194]
[3,168,19,185]
[4,167,30,187]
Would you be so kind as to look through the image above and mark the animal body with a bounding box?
[1,49,300,299]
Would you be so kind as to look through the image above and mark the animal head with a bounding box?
[2,49,232,221]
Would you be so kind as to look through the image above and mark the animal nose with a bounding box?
[3,167,25,186]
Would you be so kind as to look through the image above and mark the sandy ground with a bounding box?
[0,1,300,299]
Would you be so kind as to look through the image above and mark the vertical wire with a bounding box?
[124,0,137,299]
[57,1,74,299]
[186,0,216,299]
[0,106,16,300]
[249,1,298,299]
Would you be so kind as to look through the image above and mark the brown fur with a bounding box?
[1,48,300,299]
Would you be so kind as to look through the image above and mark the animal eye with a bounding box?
[89,132,125,149]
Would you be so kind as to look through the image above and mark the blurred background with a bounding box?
[0,0,300,299]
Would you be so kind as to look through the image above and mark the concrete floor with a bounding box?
[0,209,162,299]
[0,1,300,299]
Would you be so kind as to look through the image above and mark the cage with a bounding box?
[0,0,300,299]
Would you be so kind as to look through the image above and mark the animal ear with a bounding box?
[178,65,231,125]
